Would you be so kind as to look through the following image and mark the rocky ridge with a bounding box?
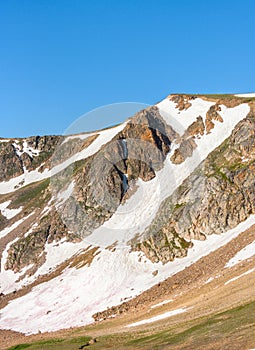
[0,94,254,276]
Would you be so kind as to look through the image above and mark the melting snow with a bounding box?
[55,181,75,209]
[157,97,215,134]
[0,212,34,239]
[0,98,252,334]
[0,123,126,195]
[224,268,255,285]
[0,200,22,220]
[12,141,40,159]
[0,236,33,293]
[126,307,190,327]
[87,102,250,247]
[151,299,173,309]
[1,214,255,334]
[234,93,255,97]
[225,240,255,268]
[61,133,92,144]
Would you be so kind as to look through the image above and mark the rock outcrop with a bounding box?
[135,110,255,263]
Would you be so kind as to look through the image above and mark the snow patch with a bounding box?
[225,240,255,268]
[55,181,75,209]
[157,97,215,134]
[0,212,34,239]
[151,299,173,309]
[224,268,255,285]
[12,141,39,159]
[235,93,255,98]
[126,307,190,327]
[0,200,22,220]
[0,236,33,293]
[0,139,10,143]
[62,133,93,145]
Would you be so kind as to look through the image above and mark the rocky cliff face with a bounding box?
[0,136,62,182]
[135,106,255,263]
[51,106,178,240]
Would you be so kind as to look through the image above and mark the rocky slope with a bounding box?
[136,107,255,262]
[0,93,255,335]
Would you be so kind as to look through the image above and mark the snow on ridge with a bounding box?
[0,200,22,220]
[235,93,255,98]
[0,139,10,143]
[12,140,40,159]
[61,132,93,145]
[1,214,255,334]
[225,240,255,268]
[157,97,215,134]
[0,122,126,195]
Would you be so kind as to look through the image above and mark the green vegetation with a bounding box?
[127,300,255,349]
[31,151,53,170]
[7,336,92,350]
[8,301,255,350]
[11,178,50,209]
[174,202,185,210]
[205,135,251,181]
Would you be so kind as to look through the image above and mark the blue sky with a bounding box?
[1,0,255,137]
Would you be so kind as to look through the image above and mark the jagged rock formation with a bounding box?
[0,136,62,182]
[50,106,178,240]
[135,109,255,263]
[169,94,195,110]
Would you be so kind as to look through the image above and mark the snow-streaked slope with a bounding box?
[0,123,126,195]
[87,101,250,247]
[0,218,36,293]
[157,97,215,134]
[55,181,75,209]
[13,141,40,159]
[0,212,34,239]
[0,236,90,294]
[0,96,253,335]
[0,200,22,220]
[1,214,255,334]
[225,240,255,268]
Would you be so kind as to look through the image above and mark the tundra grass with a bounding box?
[6,300,255,350]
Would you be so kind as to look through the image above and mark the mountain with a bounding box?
[0,93,255,349]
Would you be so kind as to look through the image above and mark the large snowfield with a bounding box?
[0,96,254,334]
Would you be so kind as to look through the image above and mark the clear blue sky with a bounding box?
[1,0,255,137]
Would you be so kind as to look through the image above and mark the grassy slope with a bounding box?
[6,337,91,350]
[6,300,255,350]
